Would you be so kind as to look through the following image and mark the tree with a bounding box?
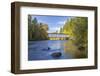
[60,27,63,33]
[32,17,38,25]
[28,15,33,40]
[63,17,88,50]
[28,16,49,41]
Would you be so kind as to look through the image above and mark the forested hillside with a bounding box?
[28,15,49,41]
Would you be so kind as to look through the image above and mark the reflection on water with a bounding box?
[28,40,86,61]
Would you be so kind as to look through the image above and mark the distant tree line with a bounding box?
[28,15,49,41]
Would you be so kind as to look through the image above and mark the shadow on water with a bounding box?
[64,40,88,58]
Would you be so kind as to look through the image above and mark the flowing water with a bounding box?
[28,40,74,61]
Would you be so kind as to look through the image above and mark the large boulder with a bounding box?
[51,52,62,58]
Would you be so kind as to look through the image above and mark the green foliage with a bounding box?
[32,17,38,25]
[60,27,63,33]
[63,17,88,51]
[28,16,49,41]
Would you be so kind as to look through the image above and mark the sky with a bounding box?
[31,15,71,33]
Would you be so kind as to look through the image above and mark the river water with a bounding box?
[28,40,74,61]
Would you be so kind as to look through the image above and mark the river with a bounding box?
[28,40,74,61]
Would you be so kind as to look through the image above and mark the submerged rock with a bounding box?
[51,52,62,58]
[78,46,85,51]
[42,47,51,51]
[48,47,51,50]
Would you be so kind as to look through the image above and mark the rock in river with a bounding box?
[42,47,51,51]
[51,52,62,58]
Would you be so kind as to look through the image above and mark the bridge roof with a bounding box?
[48,33,67,35]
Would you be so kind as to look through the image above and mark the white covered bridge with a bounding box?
[48,33,69,40]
